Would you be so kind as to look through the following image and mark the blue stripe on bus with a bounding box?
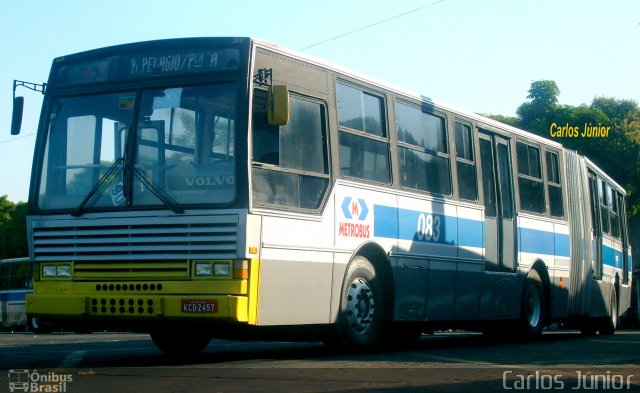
[602,244,623,269]
[458,218,484,249]
[0,290,31,302]
[373,205,398,239]
[373,205,483,248]
[372,205,629,271]
[518,227,570,258]
[374,205,574,259]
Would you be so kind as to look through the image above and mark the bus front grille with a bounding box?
[73,260,189,280]
[30,214,239,280]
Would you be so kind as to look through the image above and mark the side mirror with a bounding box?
[11,96,24,135]
[267,85,289,126]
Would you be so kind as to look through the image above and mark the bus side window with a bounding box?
[598,179,610,235]
[454,121,478,201]
[479,139,497,218]
[609,186,620,238]
[336,83,390,184]
[545,150,564,218]
[251,89,330,210]
[396,101,451,196]
[516,142,545,214]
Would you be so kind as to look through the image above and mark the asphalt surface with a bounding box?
[0,330,639,392]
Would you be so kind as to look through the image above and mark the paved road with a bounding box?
[0,330,639,392]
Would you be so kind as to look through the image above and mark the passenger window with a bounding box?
[454,121,477,201]
[598,179,610,234]
[496,143,513,219]
[480,139,497,218]
[396,101,451,196]
[545,151,564,217]
[337,83,386,137]
[337,83,390,183]
[516,142,545,214]
[609,186,621,238]
[251,89,329,210]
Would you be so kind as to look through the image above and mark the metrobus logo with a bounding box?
[341,197,369,221]
[339,197,371,239]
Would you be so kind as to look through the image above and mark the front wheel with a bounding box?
[334,256,385,351]
[520,270,545,338]
[150,329,211,356]
[28,317,52,334]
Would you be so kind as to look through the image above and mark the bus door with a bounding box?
[619,193,630,285]
[588,172,603,280]
[619,192,631,313]
[479,132,516,271]
[479,131,518,317]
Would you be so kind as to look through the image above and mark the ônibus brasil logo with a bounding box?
[8,369,73,393]
[339,197,371,239]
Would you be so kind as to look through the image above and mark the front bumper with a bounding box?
[26,280,250,322]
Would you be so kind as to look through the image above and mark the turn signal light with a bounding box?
[233,260,249,280]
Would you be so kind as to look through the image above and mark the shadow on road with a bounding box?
[2,330,638,371]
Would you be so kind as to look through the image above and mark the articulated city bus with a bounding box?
[11,37,632,354]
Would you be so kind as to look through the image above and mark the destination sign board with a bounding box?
[54,47,240,86]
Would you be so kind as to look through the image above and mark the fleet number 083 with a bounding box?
[416,213,441,242]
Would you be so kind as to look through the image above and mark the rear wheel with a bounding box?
[150,329,211,356]
[520,270,545,338]
[334,256,385,351]
[598,290,618,335]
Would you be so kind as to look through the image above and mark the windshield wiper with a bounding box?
[72,157,124,217]
[133,168,184,214]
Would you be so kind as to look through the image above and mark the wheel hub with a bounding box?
[346,278,375,334]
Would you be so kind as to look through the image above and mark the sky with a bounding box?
[1,0,638,202]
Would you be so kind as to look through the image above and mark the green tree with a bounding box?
[0,196,28,259]
[0,195,13,224]
[591,97,640,123]
[516,80,561,135]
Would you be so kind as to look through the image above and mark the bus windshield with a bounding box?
[37,83,237,211]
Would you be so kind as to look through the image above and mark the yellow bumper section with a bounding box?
[27,293,249,322]
[27,280,250,322]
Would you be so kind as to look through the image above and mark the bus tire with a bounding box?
[28,317,51,334]
[150,329,211,356]
[335,256,384,351]
[520,269,545,338]
[599,290,617,335]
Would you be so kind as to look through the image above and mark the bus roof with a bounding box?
[584,157,626,195]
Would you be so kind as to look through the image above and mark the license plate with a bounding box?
[181,299,218,313]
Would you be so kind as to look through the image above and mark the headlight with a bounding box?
[193,260,232,278]
[214,263,230,276]
[195,262,213,276]
[42,263,72,278]
[42,265,57,278]
[57,264,72,278]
